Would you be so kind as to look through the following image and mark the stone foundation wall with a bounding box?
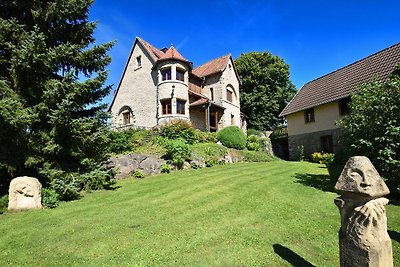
[288,128,344,160]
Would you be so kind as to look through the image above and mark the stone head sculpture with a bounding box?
[335,156,389,198]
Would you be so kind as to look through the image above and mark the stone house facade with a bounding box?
[109,37,244,132]
[280,43,400,160]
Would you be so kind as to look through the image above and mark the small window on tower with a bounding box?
[136,56,141,67]
[161,99,172,114]
[177,99,186,114]
[161,68,172,81]
[176,69,185,81]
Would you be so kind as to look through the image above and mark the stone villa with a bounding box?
[109,37,244,132]
[280,43,400,160]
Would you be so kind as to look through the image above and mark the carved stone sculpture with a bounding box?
[8,176,42,212]
[334,156,393,267]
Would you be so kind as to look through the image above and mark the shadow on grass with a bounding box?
[294,163,344,193]
[273,244,316,267]
[294,172,336,193]
[388,230,400,243]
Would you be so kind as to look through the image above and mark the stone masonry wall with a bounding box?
[288,128,344,160]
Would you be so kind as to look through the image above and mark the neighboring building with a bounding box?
[109,37,243,132]
[280,43,400,160]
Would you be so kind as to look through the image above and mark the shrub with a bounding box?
[133,170,145,179]
[194,129,218,143]
[163,138,192,169]
[160,121,196,144]
[161,163,171,174]
[338,71,400,197]
[42,188,59,208]
[0,195,8,214]
[50,178,80,201]
[205,159,225,167]
[243,151,275,162]
[217,126,246,150]
[191,143,228,160]
[311,152,335,167]
[246,134,260,151]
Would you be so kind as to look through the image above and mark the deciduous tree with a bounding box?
[234,52,296,131]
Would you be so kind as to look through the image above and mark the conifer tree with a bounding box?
[0,0,114,197]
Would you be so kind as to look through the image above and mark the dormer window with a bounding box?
[161,68,172,81]
[136,56,141,67]
[176,68,185,81]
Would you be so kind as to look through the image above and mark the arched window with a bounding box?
[118,106,135,125]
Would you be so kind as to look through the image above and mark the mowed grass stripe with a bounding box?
[1,161,400,266]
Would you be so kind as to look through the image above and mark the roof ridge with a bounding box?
[304,42,400,86]
[136,36,164,61]
[194,53,231,70]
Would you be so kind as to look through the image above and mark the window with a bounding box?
[321,135,333,153]
[339,97,351,116]
[122,112,130,125]
[161,99,171,114]
[177,99,186,114]
[226,90,233,102]
[210,88,214,101]
[231,114,235,125]
[161,68,172,81]
[304,108,315,123]
[176,69,185,81]
[136,56,141,67]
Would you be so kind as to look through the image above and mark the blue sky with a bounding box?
[89,0,400,105]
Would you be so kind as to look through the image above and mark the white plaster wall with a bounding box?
[287,101,342,136]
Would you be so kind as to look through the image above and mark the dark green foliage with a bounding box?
[0,195,8,214]
[339,70,400,197]
[242,151,275,162]
[246,134,260,151]
[107,130,135,154]
[235,52,296,130]
[160,121,196,144]
[205,159,225,167]
[160,163,171,173]
[41,188,59,208]
[0,0,114,196]
[194,129,218,143]
[133,170,145,179]
[217,126,246,150]
[164,138,192,169]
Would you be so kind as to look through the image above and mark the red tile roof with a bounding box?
[280,43,400,116]
[192,54,231,77]
[136,37,165,62]
[159,45,189,63]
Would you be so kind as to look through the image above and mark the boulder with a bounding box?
[8,176,42,212]
[109,153,166,178]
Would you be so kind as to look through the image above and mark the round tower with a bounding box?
[155,45,192,125]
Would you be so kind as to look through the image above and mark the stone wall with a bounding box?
[288,128,344,160]
[110,42,158,128]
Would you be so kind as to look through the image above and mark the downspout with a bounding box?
[207,101,211,132]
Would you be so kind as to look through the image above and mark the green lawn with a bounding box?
[1,161,400,266]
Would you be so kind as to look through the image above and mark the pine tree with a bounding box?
[0,0,114,198]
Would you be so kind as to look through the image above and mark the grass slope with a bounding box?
[1,161,400,266]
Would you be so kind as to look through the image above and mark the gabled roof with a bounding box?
[158,45,189,62]
[280,43,400,117]
[192,54,231,77]
[136,37,164,62]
